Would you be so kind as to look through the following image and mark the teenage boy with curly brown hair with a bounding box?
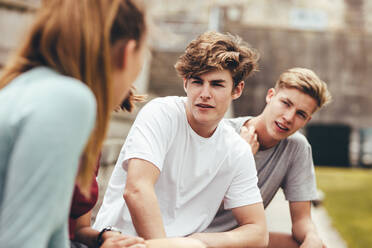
[93,31,269,248]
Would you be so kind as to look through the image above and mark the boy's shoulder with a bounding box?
[287,131,310,145]
[139,96,185,118]
[219,121,253,154]
[145,96,184,110]
[282,131,311,153]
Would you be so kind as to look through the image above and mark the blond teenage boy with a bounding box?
[94,31,268,248]
[207,68,332,248]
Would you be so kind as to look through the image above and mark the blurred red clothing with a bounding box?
[69,159,100,240]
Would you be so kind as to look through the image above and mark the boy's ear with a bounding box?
[266,88,276,103]
[183,78,188,94]
[232,81,245,100]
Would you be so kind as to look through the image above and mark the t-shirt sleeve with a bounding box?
[223,144,262,209]
[282,139,318,202]
[121,100,174,171]
[224,116,250,133]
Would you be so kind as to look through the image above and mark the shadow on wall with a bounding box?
[306,124,372,168]
[306,124,351,167]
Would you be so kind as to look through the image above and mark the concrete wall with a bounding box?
[225,24,372,128]
[147,0,347,31]
[0,4,35,67]
[147,4,372,129]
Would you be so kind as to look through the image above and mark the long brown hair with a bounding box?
[0,0,146,193]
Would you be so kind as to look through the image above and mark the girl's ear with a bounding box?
[120,40,137,69]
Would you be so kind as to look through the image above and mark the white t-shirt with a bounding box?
[93,96,262,237]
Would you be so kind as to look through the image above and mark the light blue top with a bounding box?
[0,67,96,248]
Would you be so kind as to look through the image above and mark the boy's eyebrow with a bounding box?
[283,97,293,106]
[210,79,226,83]
[190,76,202,80]
[189,76,226,84]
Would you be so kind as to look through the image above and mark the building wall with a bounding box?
[0,6,35,67]
[147,1,372,129]
[225,25,372,128]
[148,27,372,128]
[147,0,347,31]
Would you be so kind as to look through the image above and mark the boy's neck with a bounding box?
[189,122,218,138]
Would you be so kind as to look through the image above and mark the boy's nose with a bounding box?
[283,109,296,123]
[200,85,211,100]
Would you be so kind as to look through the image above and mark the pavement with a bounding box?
[94,164,348,248]
[266,189,348,248]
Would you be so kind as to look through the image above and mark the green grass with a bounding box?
[315,167,372,248]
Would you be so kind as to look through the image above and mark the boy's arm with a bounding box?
[146,237,206,248]
[74,210,99,246]
[189,202,268,248]
[74,211,146,247]
[289,201,325,248]
[124,158,166,239]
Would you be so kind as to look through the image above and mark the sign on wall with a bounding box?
[290,7,328,31]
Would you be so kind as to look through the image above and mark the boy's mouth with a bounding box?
[275,121,289,131]
[196,103,214,108]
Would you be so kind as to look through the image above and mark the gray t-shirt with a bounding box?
[205,116,318,232]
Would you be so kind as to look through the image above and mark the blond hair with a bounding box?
[175,31,259,88]
[0,0,146,193]
[275,67,332,109]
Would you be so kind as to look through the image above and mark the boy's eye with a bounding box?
[282,101,289,106]
[212,82,224,87]
[191,80,202,84]
[297,112,307,119]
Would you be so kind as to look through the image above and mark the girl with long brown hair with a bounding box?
[0,0,147,247]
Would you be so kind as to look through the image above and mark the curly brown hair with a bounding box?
[175,31,259,88]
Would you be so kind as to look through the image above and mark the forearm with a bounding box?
[73,211,100,247]
[73,227,100,247]
[289,202,324,247]
[190,223,268,248]
[267,232,299,248]
[146,237,206,248]
[124,185,166,239]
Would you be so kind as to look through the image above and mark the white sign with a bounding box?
[290,8,328,31]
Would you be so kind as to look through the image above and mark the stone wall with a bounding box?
[225,24,372,128]
[148,24,372,130]
[148,51,184,97]
[0,3,36,67]
[147,0,347,31]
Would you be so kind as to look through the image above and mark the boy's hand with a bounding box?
[240,125,259,155]
[101,233,146,248]
[299,233,326,248]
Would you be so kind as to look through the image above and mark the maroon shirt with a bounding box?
[69,163,99,240]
